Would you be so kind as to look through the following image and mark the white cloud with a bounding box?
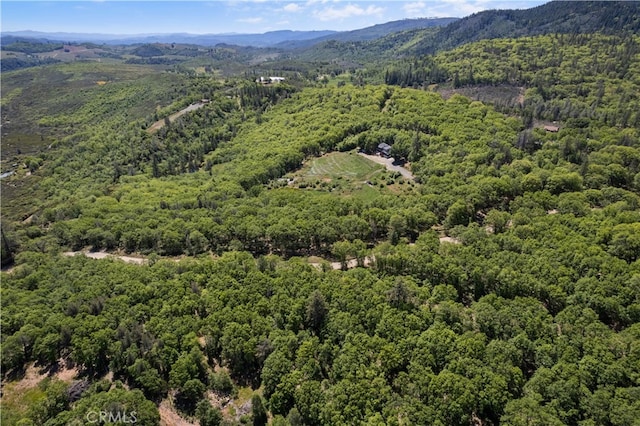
[283,3,303,12]
[399,0,526,18]
[314,3,385,21]
[228,0,269,3]
[403,1,426,16]
[435,0,496,16]
[237,17,264,23]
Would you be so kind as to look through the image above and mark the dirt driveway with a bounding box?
[358,153,414,180]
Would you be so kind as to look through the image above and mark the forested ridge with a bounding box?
[2,4,640,426]
[423,1,640,54]
[385,33,640,129]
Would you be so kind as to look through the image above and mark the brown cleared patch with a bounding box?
[159,398,196,426]
[516,86,526,105]
[147,101,208,133]
[436,84,524,106]
[439,236,462,244]
[55,364,79,382]
[358,153,414,180]
[1,360,80,424]
[11,363,47,393]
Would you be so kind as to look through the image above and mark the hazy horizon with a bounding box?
[2,1,548,35]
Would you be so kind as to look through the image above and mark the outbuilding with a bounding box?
[377,142,392,158]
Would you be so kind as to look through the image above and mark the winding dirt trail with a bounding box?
[309,256,374,270]
[62,238,459,270]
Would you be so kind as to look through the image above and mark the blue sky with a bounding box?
[2,1,549,35]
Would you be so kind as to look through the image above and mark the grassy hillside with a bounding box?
[1,62,187,139]
[0,62,209,224]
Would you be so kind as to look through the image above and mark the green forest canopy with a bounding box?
[1,22,640,426]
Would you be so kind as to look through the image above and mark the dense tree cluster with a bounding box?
[0,56,62,73]
[3,202,639,424]
[386,34,640,129]
[0,38,64,54]
[13,83,637,262]
[423,1,640,54]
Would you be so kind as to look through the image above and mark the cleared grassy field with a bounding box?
[283,150,418,200]
[298,151,383,181]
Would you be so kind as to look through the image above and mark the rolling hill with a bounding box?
[276,17,458,49]
[422,0,640,53]
[287,1,640,66]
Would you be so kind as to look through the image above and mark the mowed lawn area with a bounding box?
[284,150,406,200]
[301,151,383,182]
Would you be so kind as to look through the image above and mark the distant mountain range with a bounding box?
[1,30,338,47]
[2,18,458,48]
[3,1,639,62]
[276,18,459,49]
[285,1,640,68]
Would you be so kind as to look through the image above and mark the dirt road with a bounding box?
[147,101,208,133]
[358,153,414,180]
[309,256,374,270]
[63,251,146,264]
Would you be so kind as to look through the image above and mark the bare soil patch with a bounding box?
[437,84,524,106]
[11,364,47,393]
[55,364,79,382]
[63,250,146,264]
[148,102,208,133]
[309,256,374,270]
[159,399,195,426]
[439,236,461,244]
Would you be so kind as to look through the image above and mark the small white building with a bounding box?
[257,76,285,84]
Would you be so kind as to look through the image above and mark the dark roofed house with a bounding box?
[544,125,560,132]
[377,142,392,158]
